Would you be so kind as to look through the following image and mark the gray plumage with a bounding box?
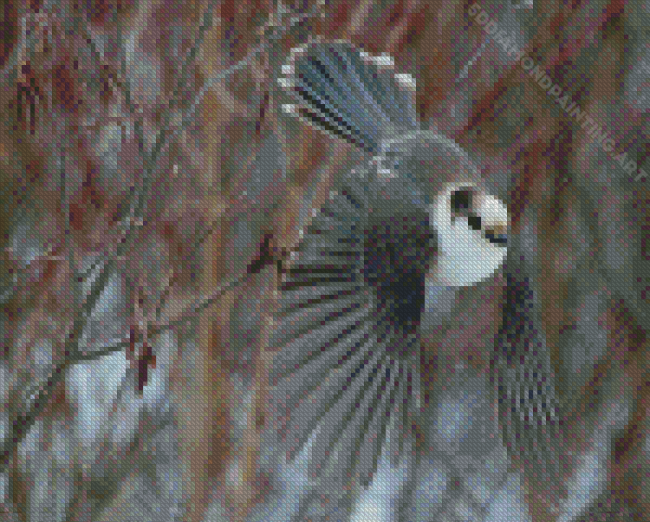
[271,39,510,494]
[279,39,417,153]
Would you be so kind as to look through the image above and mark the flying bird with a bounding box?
[268,38,510,494]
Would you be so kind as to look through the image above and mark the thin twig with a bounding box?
[116,1,324,346]
[0,269,18,307]
[151,1,323,167]
[114,4,148,161]
[73,0,324,371]
[86,259,257,362]
[0,3,33,94]
[73,0,226,306]
[149,0,220,155]
[73,370,140,520]
[1,0,219,474]
[154,268,175,324]
[150,270,249,337]
[57,117,81,307]
[69,0,219,329]
[1,0,322,478]
[74,340,133,362]
[72,9,145,238]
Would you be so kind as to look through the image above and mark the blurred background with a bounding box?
[0,0,648,521]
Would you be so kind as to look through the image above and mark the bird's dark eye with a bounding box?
[485,230,508,246]
[451,189,472,213]
[467,215,482,231]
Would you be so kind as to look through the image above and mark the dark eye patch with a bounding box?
[485,231,508,246]
[451,189,472,213]
[451,189,508,246]
[467,215,482,231]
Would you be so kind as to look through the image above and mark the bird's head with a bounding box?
[429,182,509,287]
[376,131,509,289]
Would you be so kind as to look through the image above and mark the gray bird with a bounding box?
[268,38,510,494]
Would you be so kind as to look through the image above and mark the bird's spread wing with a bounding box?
[268,172,433,489]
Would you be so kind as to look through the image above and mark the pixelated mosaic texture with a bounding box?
[0,1,648,521]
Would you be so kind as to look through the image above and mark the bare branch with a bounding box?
[0,3,34,96]
[154,268,175,324]
[0,272,18,307]
[74,340,133,362]
[0,0,322,486]
[150,269,249,336]
[78,0,329,374]
[1,0,222,476]
[150,0,324,167]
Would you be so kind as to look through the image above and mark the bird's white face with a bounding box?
[428,182,509,288]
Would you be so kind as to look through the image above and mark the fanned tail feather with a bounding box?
[279,39,418,153]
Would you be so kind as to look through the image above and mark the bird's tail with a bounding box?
[278,39,418,154]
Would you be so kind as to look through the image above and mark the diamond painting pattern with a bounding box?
[0,1,648,522]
